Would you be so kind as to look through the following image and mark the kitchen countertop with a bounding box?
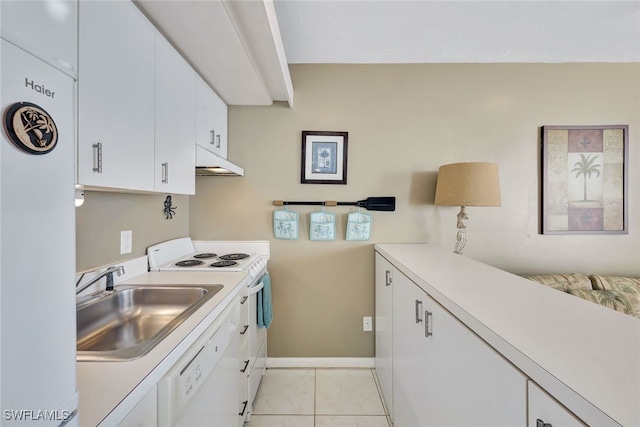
[376,244,640,427]
[77,270,249,426]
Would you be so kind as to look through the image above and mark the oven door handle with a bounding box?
[248,281,264,295]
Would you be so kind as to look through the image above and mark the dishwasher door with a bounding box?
[158,300,240,426]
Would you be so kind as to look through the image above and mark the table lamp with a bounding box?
[434,162,501,255]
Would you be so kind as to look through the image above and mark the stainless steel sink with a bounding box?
[77,285,223,361]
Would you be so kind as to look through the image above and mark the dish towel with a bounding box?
[257,272,273,328]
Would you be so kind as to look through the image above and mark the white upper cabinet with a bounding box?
[154,33,196,194]
[0,0,78,76]
[77,0,156,192]
[195,74,228,159]
[211,87,228,159]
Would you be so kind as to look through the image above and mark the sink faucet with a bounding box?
[76,265,125,295]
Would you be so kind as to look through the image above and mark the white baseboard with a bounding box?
[267,357,375,369]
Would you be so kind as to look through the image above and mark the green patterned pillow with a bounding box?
[568,289,640,318]
[589,275,640,292]
[524,273,592,292]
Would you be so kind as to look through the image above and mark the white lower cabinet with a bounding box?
[202,324,241,427]
[117,386,157,427]
[391,268,527,426]
[238,288,251,425]
[374,253,393,418]
[374,245,625,426]
[245,279,268,420]
[375,252,593,427]
[528,381,586,427]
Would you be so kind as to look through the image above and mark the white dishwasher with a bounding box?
[158,298,240,426]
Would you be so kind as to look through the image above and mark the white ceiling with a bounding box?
[136,0,293,105]
[137,1,639,106]
[273,0,640,64]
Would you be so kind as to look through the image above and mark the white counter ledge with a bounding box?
[77,270,248,426]
[375,243,640,427]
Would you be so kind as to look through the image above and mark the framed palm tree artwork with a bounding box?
[541,125,628,234]
[301,131,348,184]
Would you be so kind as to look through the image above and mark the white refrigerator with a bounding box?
[1,39,78,426]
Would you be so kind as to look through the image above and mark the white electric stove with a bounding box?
[147,237,269,279]
[147,237,270,423]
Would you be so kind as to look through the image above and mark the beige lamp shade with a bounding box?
[434,162,501,207]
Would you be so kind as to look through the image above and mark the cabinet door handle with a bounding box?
[240,359,250,373]
[239,400,249,416]
[210,129,215,145]
[240,296,248,305]
[240,325,249,335]
[92,142,103,173]
[415,300,423,323]
[161,162,169,183]
[385,270,392,286]
[536,419,552,427]
[216,133,221,148]
[425,310,433,337]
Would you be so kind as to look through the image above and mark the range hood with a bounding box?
[195,145,244,176]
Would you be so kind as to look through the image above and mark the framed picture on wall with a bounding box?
[301,131,348,184]
[541,125,628,235]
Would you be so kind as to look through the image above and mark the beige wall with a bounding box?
[189,63,640,358]
[76,191,189,271]
[75,63,639,357]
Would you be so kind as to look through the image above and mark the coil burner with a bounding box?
[175,259,204,267]
[147,238,264,273]
[193,253,217,259]
[218,253,250,261]
[209,260,239,268]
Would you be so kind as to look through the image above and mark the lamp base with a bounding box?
[453,206,468,255]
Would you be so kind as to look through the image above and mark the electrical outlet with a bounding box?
[120,230,132,255]
[363,316,373,332]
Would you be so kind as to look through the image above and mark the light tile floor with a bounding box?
[245,369,391,427]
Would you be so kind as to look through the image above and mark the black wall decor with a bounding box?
[163,195,176,219]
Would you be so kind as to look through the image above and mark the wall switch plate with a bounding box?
[120,230,132,255]
[363,316,373,332]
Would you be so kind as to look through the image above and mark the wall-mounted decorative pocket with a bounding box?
[346,210,372,241]
[274,208,299,240]
[310,209,335,241]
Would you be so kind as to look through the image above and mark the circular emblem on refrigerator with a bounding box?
[3,102,58,155]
